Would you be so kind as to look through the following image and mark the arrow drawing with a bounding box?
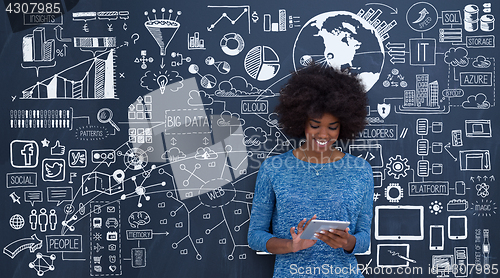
[412,8,429,24]
[54,26,72,42]
[388,48,405,57]
[390,57,405,64]
[3,234,43,259]
[385,42,405,49]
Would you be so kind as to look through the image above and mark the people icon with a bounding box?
[39,208,48,232]
[49,209,57,231]
[29,209,37,230]
[28,208,57,232]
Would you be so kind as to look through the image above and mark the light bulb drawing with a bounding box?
[156,75,168,94]
[144,8,181,56]
[140,70,184,92]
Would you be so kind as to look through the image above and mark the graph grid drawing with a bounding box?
[21,50,117,100]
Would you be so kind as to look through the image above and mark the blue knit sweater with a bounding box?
[248,150,374,277]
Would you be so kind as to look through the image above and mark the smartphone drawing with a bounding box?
[429,225,444,250]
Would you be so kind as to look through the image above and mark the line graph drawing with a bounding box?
[21,50,116,100]
[207,5,251,34]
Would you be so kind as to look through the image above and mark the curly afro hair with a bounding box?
[275,63,368,140]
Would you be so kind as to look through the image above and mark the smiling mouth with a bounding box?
[314,139,330,146]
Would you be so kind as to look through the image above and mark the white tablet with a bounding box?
[300,220,350,240]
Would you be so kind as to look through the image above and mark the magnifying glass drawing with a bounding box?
[97,108,120,131]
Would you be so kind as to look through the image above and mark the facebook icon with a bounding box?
[10,140,39,168]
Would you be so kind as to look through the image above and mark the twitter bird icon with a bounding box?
[42,159,65,182]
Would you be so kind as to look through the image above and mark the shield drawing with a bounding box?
[377,103,391,119]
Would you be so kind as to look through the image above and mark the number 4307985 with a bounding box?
[467,264,498,275]
[5,3,61,14]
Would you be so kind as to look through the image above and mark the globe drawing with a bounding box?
[293,11,385,92]
[10,214,25,230]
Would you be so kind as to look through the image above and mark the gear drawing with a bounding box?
[386,155,410,179]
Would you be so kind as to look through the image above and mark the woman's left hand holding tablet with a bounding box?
[314,227,356,253]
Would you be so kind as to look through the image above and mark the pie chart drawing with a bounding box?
[200,74,217,89]
[220,33,244,56]
[244,46,280,81]
[188,64,217,89]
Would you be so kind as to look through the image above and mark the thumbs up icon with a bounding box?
[51,140,66,155]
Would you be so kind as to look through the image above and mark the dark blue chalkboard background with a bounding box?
[1,0,498,277]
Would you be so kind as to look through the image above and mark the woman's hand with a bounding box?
[289,215,317,253]
[314,227,356,253]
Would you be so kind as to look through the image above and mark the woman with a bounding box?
[248,63,374,277]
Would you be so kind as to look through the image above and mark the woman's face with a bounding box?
[303,113,340,153]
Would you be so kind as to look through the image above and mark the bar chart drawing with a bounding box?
[357,8,398,41]
[21,50,116,100]
[187,32,205,50]
[263,9,287,32]
[21,27,57,76]
[22,27,55,62]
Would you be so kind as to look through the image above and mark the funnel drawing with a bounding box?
[144,9,181,56]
